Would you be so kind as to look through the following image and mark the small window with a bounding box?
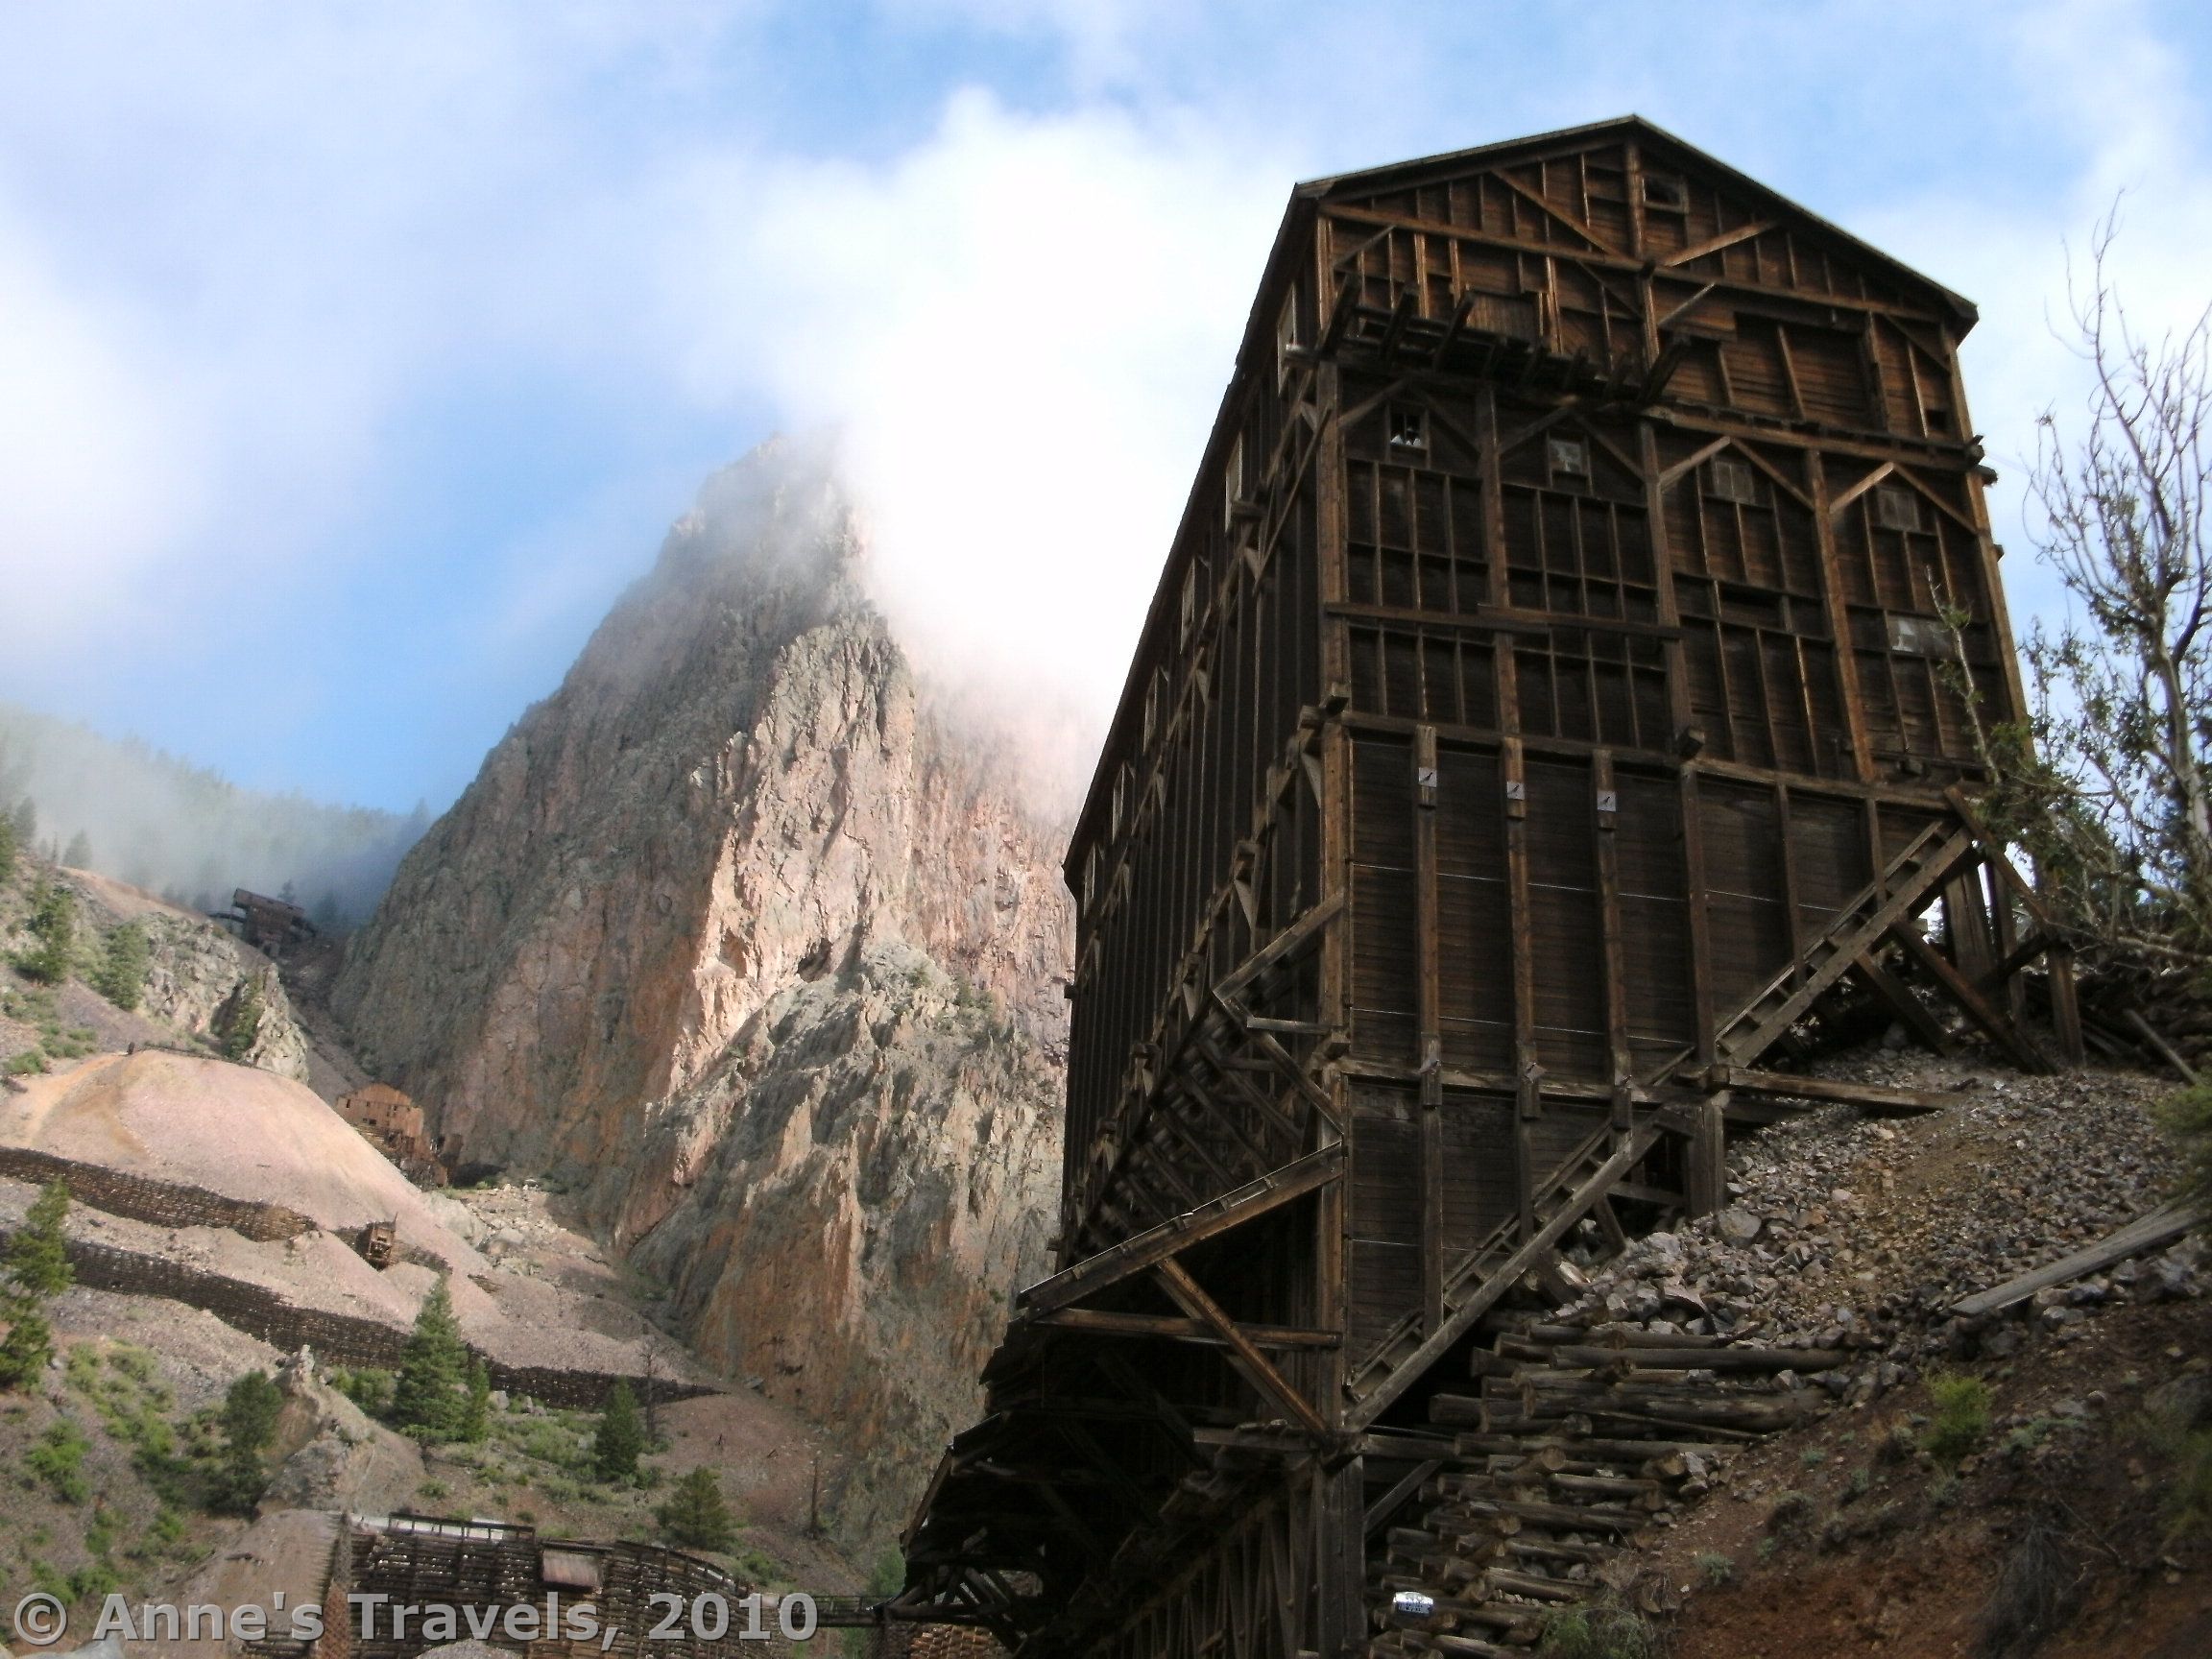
[1709,458,1758,504]
[1887,615,1949,657]
[1922,405,1953,435]
[1223,436,1244,529]
[1276,292,1300,385]
[1387,405,1428,451]
[1178,565,1197,647]
[1874,485,1921,532]
[1643,174,1687,211]
[1548,436,1589,477]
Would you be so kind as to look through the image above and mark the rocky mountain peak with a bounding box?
[330,437,1070,1541]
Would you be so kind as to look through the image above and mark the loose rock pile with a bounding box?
[1367,1054,2201,1652]
[1551,1059,2195,1392]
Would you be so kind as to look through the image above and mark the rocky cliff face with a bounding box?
[331,439,1069,1540]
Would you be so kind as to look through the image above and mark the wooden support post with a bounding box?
[1809,452,1877,783]
[1680,769,1717,1067]
[1593,752,1633,1131]
[1315,1457,1365,1658]
[1686,1094,1728,1218]
[1847,959,1957,1056]
[1503,737,1539,1235]
[2048,945,2085,1067]
[1415,725,1445,1330]
[1942,869,1998,983]
[1887,919,2053,1072]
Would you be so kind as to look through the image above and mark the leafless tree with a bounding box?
[1975,205,2212,965]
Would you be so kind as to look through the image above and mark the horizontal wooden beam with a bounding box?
[1954,1202,2202,1318]
[1032,1308,1340,1350]
[1712,1067,1953,1118]
[1018,1146,1342,1316]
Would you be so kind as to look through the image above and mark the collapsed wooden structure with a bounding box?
[899,117,2078,1657]
[216,886,318,955]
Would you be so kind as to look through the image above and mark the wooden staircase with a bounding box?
[1345,1123,1663,1429]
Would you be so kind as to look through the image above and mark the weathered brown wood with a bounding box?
[1848,957,1957,1056]
[1887,918,2053,1072]
[1953,1202,2202,1318]
[1033,1308,1341,1349]
[2124,1008,2200,1086]
[1715,1067,1952,1117]
[1155,1259,1331,1439]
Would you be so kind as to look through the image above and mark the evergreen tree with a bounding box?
[462,1358,492,1443]
[16,880,76,985]
[655,1466,736,1552]
[592,1380,645,1482]
[92,921,151,1012]
[0,808,16,886]
[0,1183,74,1388]
[217,976,265,1062]
[9,798,35,847]
[213,1368,283,1513]
[390,1280,471,1441]
[60,830,91,870]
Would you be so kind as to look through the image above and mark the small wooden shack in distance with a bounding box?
[898,117,2080,1657]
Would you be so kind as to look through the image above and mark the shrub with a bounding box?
[330,1365,396,1419]
[1536,1600,1664,1659]
[25,1418,91,1503]
[1695,1550,1735,1587]
[2158,1085,2212,1215]
[1975,1518,2080,1657]
[1924,1371,1993,1464]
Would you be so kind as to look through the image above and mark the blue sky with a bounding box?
[2,1,2208,813]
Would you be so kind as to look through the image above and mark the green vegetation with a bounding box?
[1923,1371,1994,1464]
[215,975,264,1062]
[0,805,16,886]
[0,1183,75,1389]
[14,880,76,985]
[1536,1599,1664,1659]
[90,921,150,1012]
[592,1381,645,1483]
[1695,1550,1735,1587]
[391,1280,478,1442]
[330,1364,396,1418]
[656,1466,736,1552]
[463,1358,492,1443]
[23,1418,91,1503]
[60,832,90,871]
[2159,1085,2212,1217]
[211,1369,282,1514]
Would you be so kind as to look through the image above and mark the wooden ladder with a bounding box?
[1705,818,1981,1073]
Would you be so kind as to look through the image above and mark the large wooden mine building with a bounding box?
[899,118,2079,1657]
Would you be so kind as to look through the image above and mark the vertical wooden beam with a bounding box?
[1414,726,1445,1330]
[1503,736,1539,1234]
[1592,751,1632,1130]
[1986,861,2031,1025]
[1313,1458,1364,1659]
[1808,451,1878,783]
[1479,384,1520,732]
[2048,945,2085,1067]
[1685,1094,1729,1219]
[1943,869,1998,982]
[1680,769,1717,1068]
[1313,359,1351,1409]
[1638,421,1696,743]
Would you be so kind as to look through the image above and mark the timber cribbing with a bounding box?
[0,1224,718,1411]
[0,1144,319,1240]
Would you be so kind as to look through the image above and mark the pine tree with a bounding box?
[92,921,150,1012]
[0,1182,74,1389]
[655,1466,736,1552]
[60,830,91,870]
[593,1380,645,1482]
[16,880,76,985]
[217,975,265,1062]
[0,808,16,886]
[462,1358,492,1443]
[214,1368,283,1513]
[390,1280,471,1441]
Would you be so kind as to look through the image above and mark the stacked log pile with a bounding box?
[1370,1315,1848,1656]
[2077,957,2212,1078]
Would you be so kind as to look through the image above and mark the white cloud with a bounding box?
[663,90,1298,779]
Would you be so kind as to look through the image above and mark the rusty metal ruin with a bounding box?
[899,118,2080,1657]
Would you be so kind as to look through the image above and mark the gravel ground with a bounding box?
[1551,1053,2200,1395]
